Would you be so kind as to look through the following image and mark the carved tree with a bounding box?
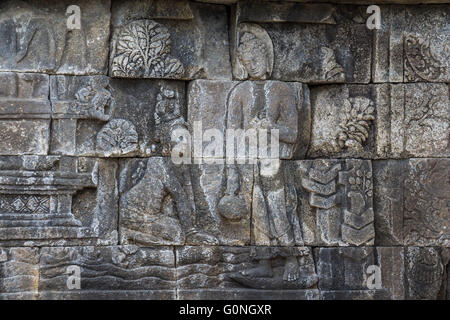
[112,19,184,78]
[96,119,138,156]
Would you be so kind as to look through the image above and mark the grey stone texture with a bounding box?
[0,0,111,75]
[0,72,50,155]
[308,83,449,158]
[0,0,449,300]
[231,2,372,83]
[374,159,449,247]
[187,79,311,160]
[110,0,231,80]
[0,156,118,246]
[50,75,186,157]
[373,5,450,83]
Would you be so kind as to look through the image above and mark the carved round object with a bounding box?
[97,119,138,156]
[217,195,248,221]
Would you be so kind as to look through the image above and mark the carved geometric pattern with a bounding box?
[0,195,50,214]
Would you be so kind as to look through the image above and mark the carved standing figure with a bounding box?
[224,24,305,284]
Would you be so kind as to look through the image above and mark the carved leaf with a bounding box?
[336,97,375,151]
[405,34,445,81]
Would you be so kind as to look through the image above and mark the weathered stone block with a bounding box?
[0,72,50,155]
[373,160,404,246]
[119,157,222,246]
[190,163,254,246]
[188,80,311,161]
[0,0,110,74]
[50,75,186,157]
[374,159,449,247]
[0,156,118,246]
[0,247,39,295]
[405,247,445,300]
[373,5,450,83]
[38,246,175,299]
[315,247,404,299]
[231,3,371,83]
[176,245,318,299]
[110,0,231,80]
[273,160,375,246]
[379,83,449,158]
[308,84,377,158]
[1,246,176,299]
[308,83,449,158]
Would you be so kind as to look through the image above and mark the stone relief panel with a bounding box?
[0,0,448,301]
[308,85,377,158]
[0,0,110,75]
[176,245,319,300]
[0,156,118,246]
[0,72,50,155]
[38,246,175,299]
[50,75,186,157]
[315,247,405,300]
[381,83,449,158]
[374,5,450,82]
[231,2,371,83]
[118,158,375,247]
[308,83,449,159]
[403,159,450,247]
[374,159,450,247]
[405,247,445,300]
[110,0,231,80]
[188,80,311,161]
[0,246,176,299]
[286,159,375,247]
[118,157,221,246]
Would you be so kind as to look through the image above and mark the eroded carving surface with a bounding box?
[0,0,448,301]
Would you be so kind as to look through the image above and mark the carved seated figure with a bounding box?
[120,116,217,246]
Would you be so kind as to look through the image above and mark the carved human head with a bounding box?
[234,24,274,80]
[237,32,269,80]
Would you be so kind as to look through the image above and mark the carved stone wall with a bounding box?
[0,0,448,300]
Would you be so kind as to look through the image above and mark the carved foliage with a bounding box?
[337,97,375,151]
[300,160,374,246]
[112,19,184,78]
[404,159,450,246]
[404,34,445,82]
[338,160,374,246]
[97,119,139,157]
[320,47,345,81]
